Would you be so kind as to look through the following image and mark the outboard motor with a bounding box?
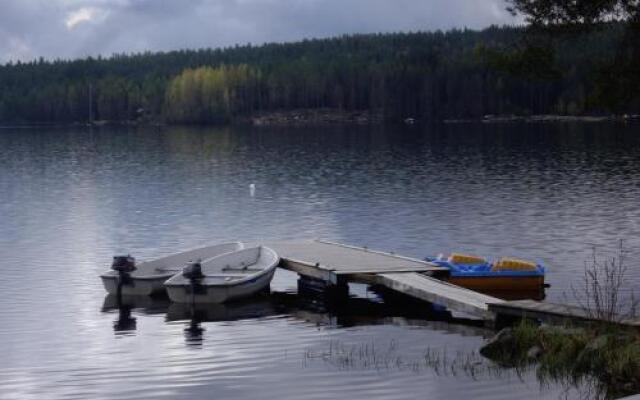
[112,255,136,273]
[183,260,205,302]
[182,260,204,281]
[111,255,136,296]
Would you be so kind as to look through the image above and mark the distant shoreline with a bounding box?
[445,114,640,124]
[1,110,639,129]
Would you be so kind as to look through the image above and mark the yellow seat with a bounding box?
[448,253,487,265]
[491,257,537,271]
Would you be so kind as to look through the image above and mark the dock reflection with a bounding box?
[96,273,554,344]
[102,288,495,341]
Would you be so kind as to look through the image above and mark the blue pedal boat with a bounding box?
[425,253,546,293]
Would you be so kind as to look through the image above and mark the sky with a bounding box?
[0,0,517,63]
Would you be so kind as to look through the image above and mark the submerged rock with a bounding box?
[479,328,516,361]
[526,345,543,360]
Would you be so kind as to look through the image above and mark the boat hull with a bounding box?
[447,275,544,291]
[101,275,170,296]
[100,242,244,296]
[166,268,276,304]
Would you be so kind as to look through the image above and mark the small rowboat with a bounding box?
[100,242,244,296]
[164,246,279,304]
[426,253,546,293]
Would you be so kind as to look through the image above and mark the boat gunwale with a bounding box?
[100,241,244,281]
[164,246,279,288]
[426,258,546,278]
[100,272,174,281]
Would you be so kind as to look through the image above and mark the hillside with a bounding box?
[0,25,635,124]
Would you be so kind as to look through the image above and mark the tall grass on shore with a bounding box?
[481,320,640,399]
[571,241,638,323]
[482,242,640,399]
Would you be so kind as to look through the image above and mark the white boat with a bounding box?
[164,246,279,304]
[100,242,244,296]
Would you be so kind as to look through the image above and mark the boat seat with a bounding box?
[222,266,261,272]
[448,253,487,265]
[491,258,537,271]
[155,267,181,273]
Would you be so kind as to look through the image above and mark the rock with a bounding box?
[526,345,543,359]
[479,328,516,360]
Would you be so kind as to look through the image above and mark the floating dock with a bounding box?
[265,240,503,320]
[266,240,444,280]
[265,240,640,327]
[489,299,640,327]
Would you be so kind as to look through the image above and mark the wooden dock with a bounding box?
[264,240,640,327]
[489,299,640,327]
[265,240,502,319]
[374,273,501,320]
[266,240,444,281]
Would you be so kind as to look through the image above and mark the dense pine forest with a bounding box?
[0,24,637,125]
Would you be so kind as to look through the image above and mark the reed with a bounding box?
[481,241,640,398]
[571,240,638,323]
[304,339,517,380]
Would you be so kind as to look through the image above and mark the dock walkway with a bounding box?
[264,240,640,327]
[489,299,640,327]
[376,273,501,320]
[266,240,501,319]
[266,240,444,278]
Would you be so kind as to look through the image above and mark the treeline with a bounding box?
[0,25,637,124]
[165,65,260,123]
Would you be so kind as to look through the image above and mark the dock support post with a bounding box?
[297,275,349,303]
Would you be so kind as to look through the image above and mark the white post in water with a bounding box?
[249,183,255,197]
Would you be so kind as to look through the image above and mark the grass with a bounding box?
[478,241,640,399]
[571,241,639,323]
[303,242,639,399]
[303,339,520,380]
[480,320,640,398]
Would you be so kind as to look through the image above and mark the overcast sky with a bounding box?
[0,0,517,63]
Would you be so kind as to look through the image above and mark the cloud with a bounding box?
[65,7,109,29]
[0,0,516,63]
[5,36,32,61]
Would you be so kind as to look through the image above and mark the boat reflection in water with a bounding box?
[101,294,171,335]
[166,295,278,322]
[166,295,279,346]
[165,286,492,338]
[183,312,205,346]
[101,282,540,342]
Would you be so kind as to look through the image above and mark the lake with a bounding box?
[1,122,639,399]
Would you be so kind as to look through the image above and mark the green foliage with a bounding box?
[506,0,639,25]
[477,43,560,80]
[505,0,640,112]
[0,26,638,124]
[164,65,259,123]
[481,322,640,398]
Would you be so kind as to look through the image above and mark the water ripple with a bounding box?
[2,123,638,399]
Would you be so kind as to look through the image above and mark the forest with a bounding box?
[0,23,638,125]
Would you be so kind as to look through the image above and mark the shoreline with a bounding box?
[2,111,640,129]
[445,114,640,124]
[481,322,640,398]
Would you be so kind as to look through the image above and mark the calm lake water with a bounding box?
[1,123,639,399]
